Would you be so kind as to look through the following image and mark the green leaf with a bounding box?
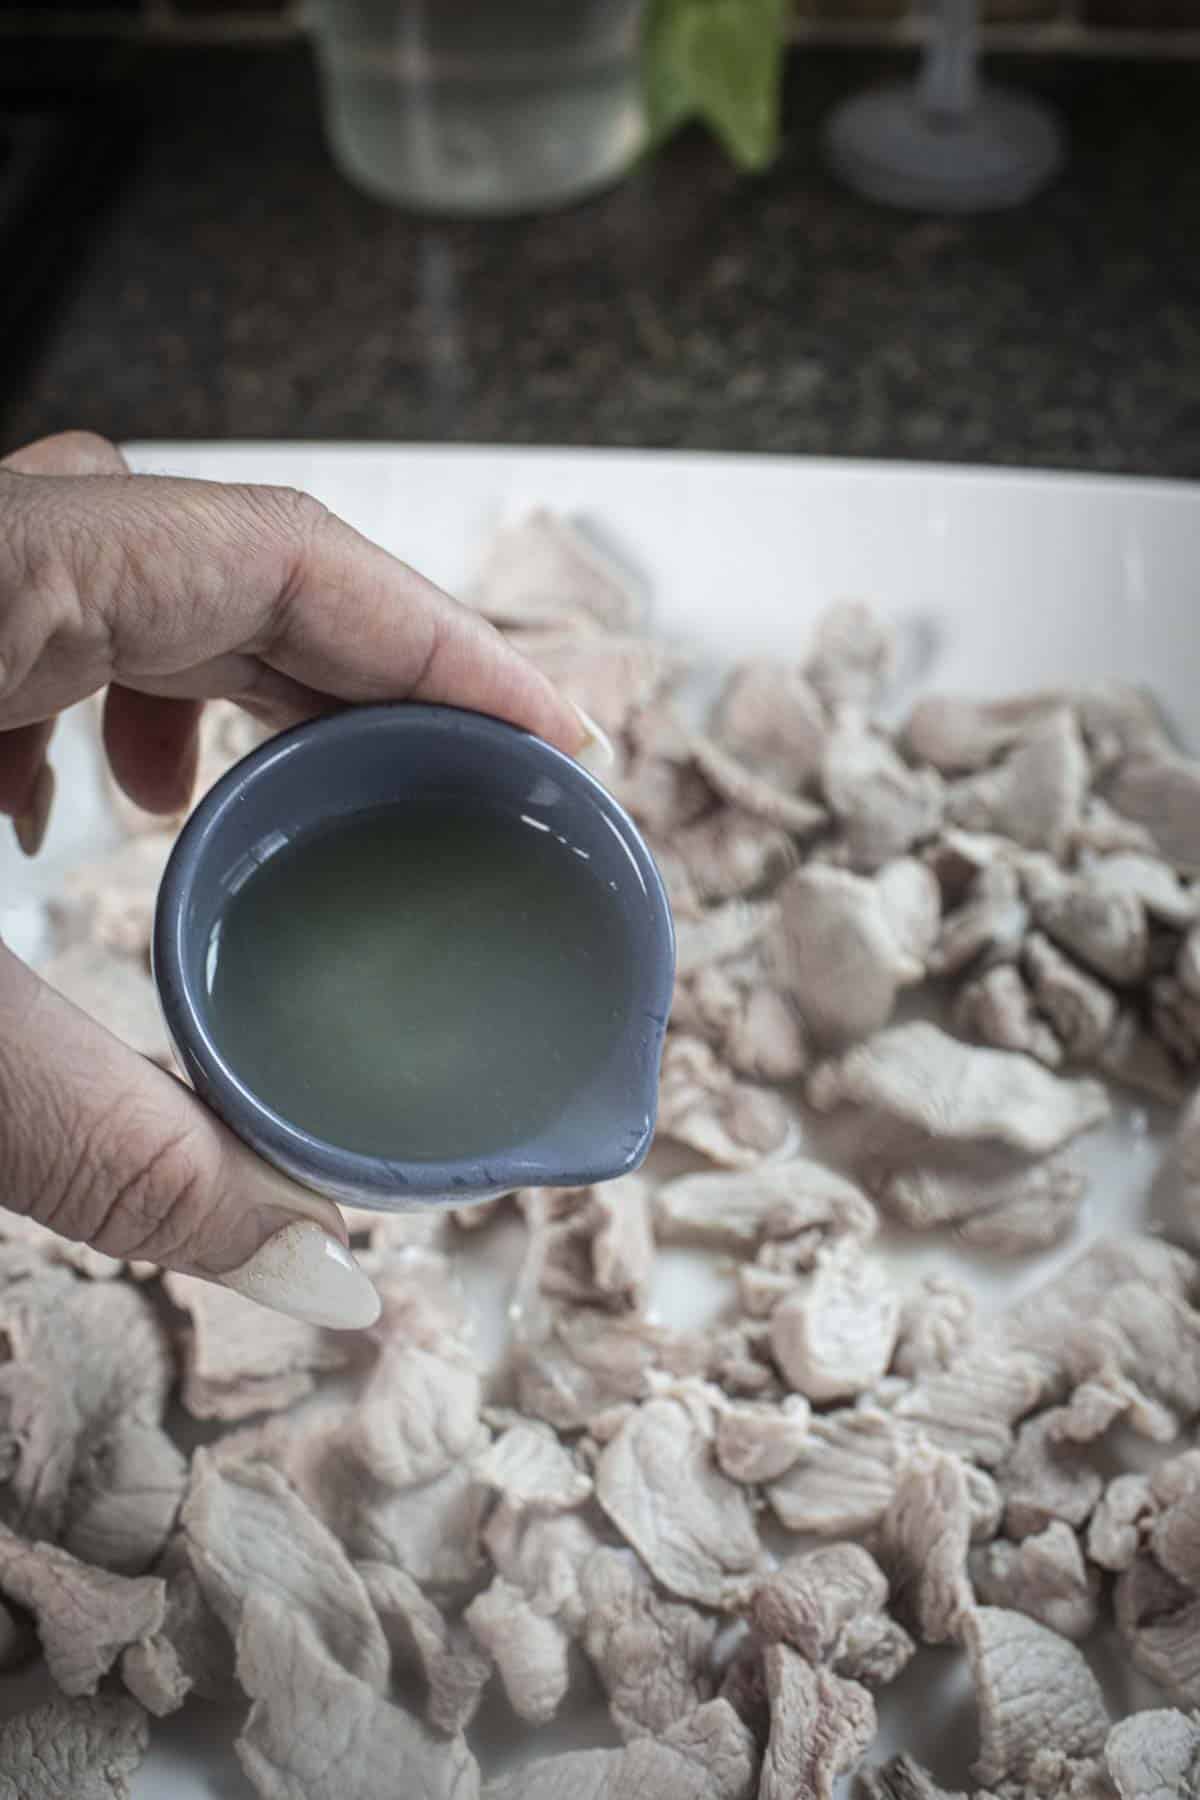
[641,0,789,173]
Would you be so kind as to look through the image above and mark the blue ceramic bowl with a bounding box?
[153,703,675,1211]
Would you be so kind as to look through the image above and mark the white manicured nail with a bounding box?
[220,1220,381,1331]
[13,762,55,857]
[571,702,616,773]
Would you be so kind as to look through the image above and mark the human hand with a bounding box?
[0,431,593,1327]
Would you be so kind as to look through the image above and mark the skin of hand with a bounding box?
[0,431,597,1329]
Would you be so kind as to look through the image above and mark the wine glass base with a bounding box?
[824,81,1064,212]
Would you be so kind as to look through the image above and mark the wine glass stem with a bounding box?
[917,0,979,124]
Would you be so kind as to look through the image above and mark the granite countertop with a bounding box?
[3,42,1199,476]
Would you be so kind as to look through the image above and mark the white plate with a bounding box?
[4,444,1200,1795]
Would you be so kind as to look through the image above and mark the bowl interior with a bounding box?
[156,705,674,1202]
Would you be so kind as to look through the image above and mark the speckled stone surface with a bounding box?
[4,44,1200,475]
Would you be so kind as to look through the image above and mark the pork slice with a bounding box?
[0,1523,164,1696]
[163,1271,355,1420]
[48,832,174,958]
[963,1606,1110,1788]
[765,1407,901,1537]
[970,1521,1099,1642]
[517,631,674,740]
[1071,796,1159,857]
[891,1348,1045,1468]
[874,1444,974,1646]
[579,1546,721,1740]
[820,719,945,871]
[524,1176,656,1314]
[720,976,810,1084]
[946,708,1090,857]
[1084,850,1200,927]
[750,1543,914,1689]
[674,898,780,979]
[855,1753,968,1800]
[1107,748,1200,874]
[338,1311,481,1494]
[715,658,826,776]
[707,1320,781,1397]
[767,865,923,1046]
[133,1533,237,1707]
[513,1306,707,1432]
[1022,931,1118,1062]
[760,1644,876,1800]
[691,735,829,835]
[1151,974,1200,1066]
[1000,1409,1104,1539]
[1024,856,1149,985]
[1105,1708,1200,1799]
[1115,1553,1200,1707]
[473,1422,592,1514]
[464,1576,571,1725]
[808,1021,1109,1161]
[482,1501,603,1634]
[39,942,174,1067]
[713,1396,811,1485]
[892,1275,976,1378]
[593,1387,766,1607]
[468,508,641,633]
[768,1243,900,1403]
[1104,1005,1190,1104]
[120,1630,191,1719]
[1062,1279,1200,1440]
[612,701,714,838]
[181,1450,390,1690]
[928,861,1029,978]
[0,1692,149,1800]
[349,1455,492,1593]
[654,1159,876,1254]
[957,1172,1086,1256]
[905,692,1067,775]
[954,963,1063,1068]
[489,1698,758,1800]
[805,599,896,712]
[665,807,798,903]
[358,1561,491,1737]
[1088,1475,1154,1574]
[656,1034,796,1168]
[1150,1482,1200,1591]
[236,1590,480,1800]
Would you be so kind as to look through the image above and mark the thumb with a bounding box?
[0,944,380,1330]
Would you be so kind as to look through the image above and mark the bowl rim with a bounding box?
[152,702,675,1206]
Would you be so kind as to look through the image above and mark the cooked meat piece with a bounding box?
[517,631,674,740]
[768,1243,900,1402]
[875,1444,973,1645]
[513,1305,706,1432]
[358,1561,491,1736]
[954,963,1063,1067]
[0,1522,164,1697]
[874,856,942,963]
[964,1606,1110,1787]
[946,709,1090,856]
[1000,1409,1104,1539]
[855,1753,968,1800]
[612,702,714,838]
[1115,1554,1200,1707]
[120,1630,191,1718]
[714,661,828,790]
[905,692,1064,775]
[1100,1009,1189,1105]
[1150,1483,1200,1591]
[1071,794,1158,857]
[483,1697,757,1800]
[1087,1474,1153,1574]
[469,508,641,634]
[736,1261,802,1319]
[1021,932,1117,1061]
[464,1576,571,1725]
[1107,749,1200,874]
[890,1347,1045,1468]
[236,1591,480,1800]
[0,1210,123,1280]
[163,1272,355,1419]
[663,807,798,903]
[182,1451,390,1690]
[49,832,175,959]
[1062,1278,1200,1440]
[654,1159,876,1254]
[970,1521,1099,1641]
[326,1442,492,1595]
[482,1501,602,1636]
[714,1396,811,1484]
[1150,974,1200,1066]
[957,1175,1084,1254]
[805,599,895,713]
[765,1407,901,1537]
[707,1321,780,1396]
[767,865,924,1045]
[523,1176,655,1314]
[1024,855,1149,984]
[1074,683,1172,765]
[750,1543,914,1689]
[820,719,945,870]
[473,1422,592,1514]
[760,1644,876,1800]
[690,734,829,834]
[718,976,810,1083]
[674,898,779,979]
[130,1533,237,1707]
[808,1021,1109,1160]
[39,942,174,1067]
[593,1386,766,1607]
[0,1692,149,1800]
[0,1275,185,1574]
[1083,851,1199,927]
[579,1545,722,1740]
[878,1151,1085,1239]
[1105,1708,1200,1799]
[892,1274,976,1378]
[928,861,1029,978]
[656,1033,796,1167]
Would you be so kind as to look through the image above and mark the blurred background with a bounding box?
[0,0,1197,474]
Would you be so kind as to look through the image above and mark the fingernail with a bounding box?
[571,702,616,774]
[219,1220,381,1331]
[12,762,55,857]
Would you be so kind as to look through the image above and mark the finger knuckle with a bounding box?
[53,1103,214,1262]
[42,431,127,476]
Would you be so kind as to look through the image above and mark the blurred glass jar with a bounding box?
[306,0,648,215]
